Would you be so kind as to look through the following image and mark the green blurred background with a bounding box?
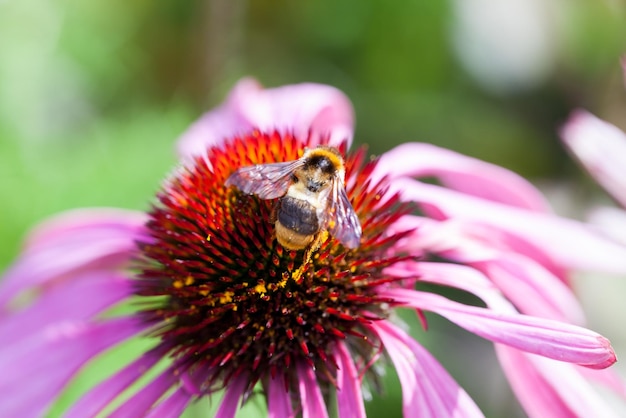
[1,0,625,417]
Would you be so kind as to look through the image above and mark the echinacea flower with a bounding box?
[1,79,625,418]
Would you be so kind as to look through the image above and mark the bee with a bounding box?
[225,146,362,255]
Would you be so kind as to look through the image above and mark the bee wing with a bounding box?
[225,160,305,199]
[324,178,362,249]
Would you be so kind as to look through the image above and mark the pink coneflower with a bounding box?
[1,79,624,417]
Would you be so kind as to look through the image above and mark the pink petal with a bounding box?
[497,346,621,418]
[389,221,585,323]
[451,221,569,281]
[388,215,567,282]
[0,209,147,310]
[386,264,624,415]
[560,109,626,207]
[0,271,132,343]
[373,142,551,211]
[23,208,148,251]
[390,217,580,320]
[372,320,484,418]
[176,79,260,158]
[390,179,626,273]
[108,370,179,418]
[298,362,329,418]
[145,387,194,418]
[64,346,169,418]
[472,254,584,323]
[381,288,616,369]
[335,342,366,418]
[495,345,576,418]
[527,354,621,418]
[588,206,626,246]
[268,375,294,418]
[0,317,145,418]
[578,366,626,399]
[385,261,517,313]
[214,374,247,418]
[177,78,354,159]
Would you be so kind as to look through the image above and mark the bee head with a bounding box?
[306,179,325,192]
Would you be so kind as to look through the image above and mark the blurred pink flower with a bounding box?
[561,108,626,245]
[1,79,624,418]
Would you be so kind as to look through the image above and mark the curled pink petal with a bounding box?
[373,320,484,418]
[373,142,551,211]
[389,219,586,323]
[561,109,626,208]
[386,261,516,313]
[298,362,329,418]
[398,221,584,323]
[177,78,354,159]
[390,179,626,273]
[336,342,366,418]
[382,288,616,369]
[498,346,621,418]
[472,254,585,323]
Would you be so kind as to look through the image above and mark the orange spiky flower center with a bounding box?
[135,130,413,396]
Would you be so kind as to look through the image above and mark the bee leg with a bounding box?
[269,204,278,223]
[291,231,329,283]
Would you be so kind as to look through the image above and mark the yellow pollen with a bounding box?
[279,272,289,288]
[254,283,267,294]
[206,234,211,242]
[219,291,234,304]
[291,230,329,282]
[292,266,304,282]
[185,275,194,286]
[173,280,184,289]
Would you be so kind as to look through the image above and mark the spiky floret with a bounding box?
[135,130,414,400]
